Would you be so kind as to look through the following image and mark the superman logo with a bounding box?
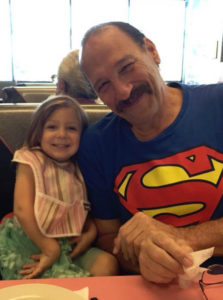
[114,146,223,226]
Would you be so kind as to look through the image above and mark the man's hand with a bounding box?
[113,212,193,283]
[138,230,193,283]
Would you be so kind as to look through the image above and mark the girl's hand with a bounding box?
[69,218,97,258]
[20,240,61,279]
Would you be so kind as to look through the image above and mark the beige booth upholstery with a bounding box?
[0,104,110,152]
[1,86,56,103]
[1,86,102,104]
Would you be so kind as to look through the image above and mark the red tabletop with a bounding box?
[0,275,212,300]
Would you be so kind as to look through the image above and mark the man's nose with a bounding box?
[113,80,132,101]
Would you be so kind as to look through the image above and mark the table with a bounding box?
[0,275,210,300]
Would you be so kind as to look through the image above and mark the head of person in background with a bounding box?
[56,50,99,104]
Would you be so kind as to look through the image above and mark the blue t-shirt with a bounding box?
[78,83,223,225]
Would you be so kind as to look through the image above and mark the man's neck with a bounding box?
[131,86,183,141]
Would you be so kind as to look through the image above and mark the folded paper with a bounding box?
[178,247,215,289]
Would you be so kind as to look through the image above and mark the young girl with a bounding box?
[0,95,118,279]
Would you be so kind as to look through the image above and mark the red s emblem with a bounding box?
[114,146,223,226]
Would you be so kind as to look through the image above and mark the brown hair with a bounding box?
[24,95,88,148]
[81,21,145,50]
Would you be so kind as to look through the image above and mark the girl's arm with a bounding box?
[69,216,97,258]
[14,163,60,278]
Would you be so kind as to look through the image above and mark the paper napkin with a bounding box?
[178,247,215,289]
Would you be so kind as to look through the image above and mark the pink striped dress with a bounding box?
[13,148,90,238]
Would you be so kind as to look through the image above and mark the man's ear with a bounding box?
[56,79,66,94]
[143,37,161,65]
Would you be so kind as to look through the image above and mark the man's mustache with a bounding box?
[116,83,153,113]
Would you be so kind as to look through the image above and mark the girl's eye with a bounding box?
[46,124,56,130]
[68,126,77,131]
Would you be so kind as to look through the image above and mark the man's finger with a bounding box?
[113,236,121,254]
[154,233,193,269]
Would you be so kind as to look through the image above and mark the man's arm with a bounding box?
[94,218,140,274]
[178,217,223,255]
[139,216,223,283]
[114,212,223,283]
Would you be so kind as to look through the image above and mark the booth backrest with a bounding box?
[1,86,102,104]
[0,103,110,152]
[1,86,56,103]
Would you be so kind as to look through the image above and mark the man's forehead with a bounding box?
[81,26,137,67]
[83,25,122,46]
[82,26,133,55]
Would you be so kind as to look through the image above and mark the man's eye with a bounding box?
[120,62,134,73]
[98,81,109,92]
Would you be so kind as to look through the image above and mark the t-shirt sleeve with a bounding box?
[77,130,119,219]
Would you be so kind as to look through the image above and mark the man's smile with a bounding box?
[116,82,153,113]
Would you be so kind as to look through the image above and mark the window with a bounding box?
[183,0,223,84]
[2,0,221,84]
[129,0,185,81]
[0,0,12,81]
[71,0,128,50]
[10,0,71,81]
[2,0,128,82]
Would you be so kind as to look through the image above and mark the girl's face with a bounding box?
[40,107,81,162]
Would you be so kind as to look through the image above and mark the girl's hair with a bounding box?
[24,94,88,148]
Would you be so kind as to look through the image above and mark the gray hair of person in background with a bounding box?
[56,49,97,100]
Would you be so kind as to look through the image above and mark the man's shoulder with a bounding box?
[85,112,121,136]
[187,83,223,101]
[168,81,223,90]
[179,82,223,93]
[78,111,122,163]
[169,82,223,102]
[79,111,124,152]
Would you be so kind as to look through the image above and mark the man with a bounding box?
[78,21,223,284]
